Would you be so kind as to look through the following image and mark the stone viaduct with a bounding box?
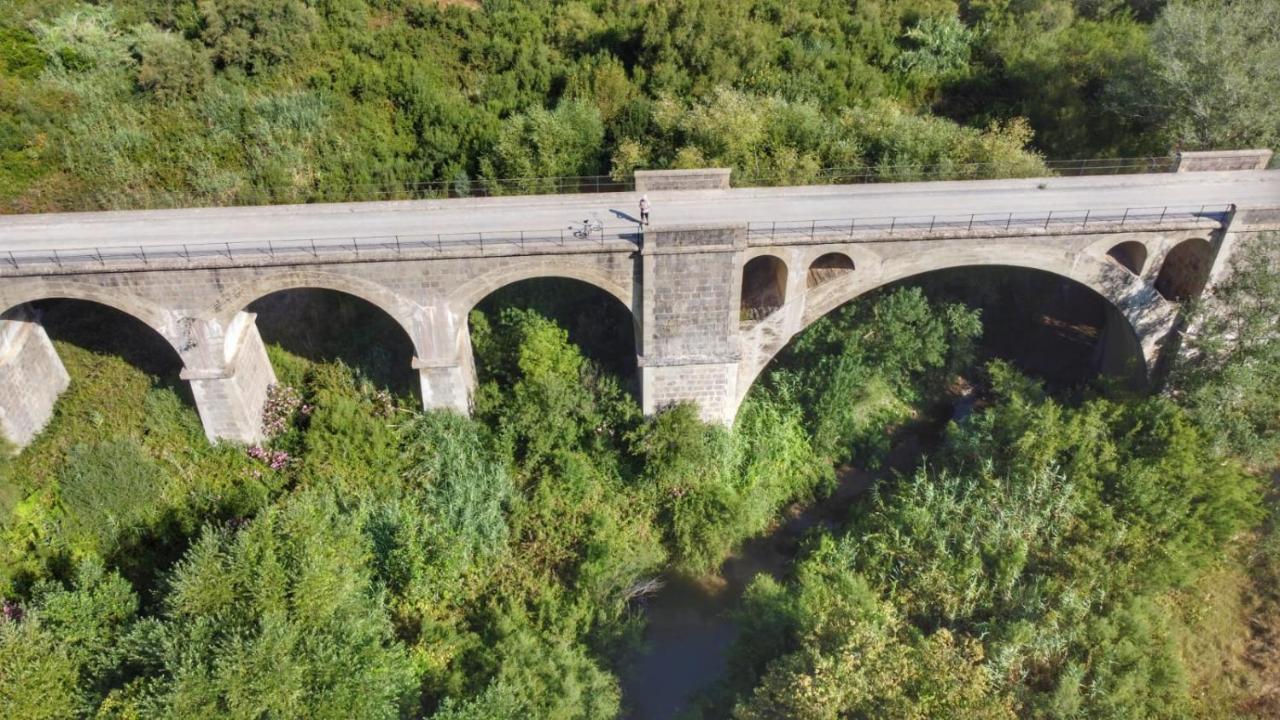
[2,154,1278,448]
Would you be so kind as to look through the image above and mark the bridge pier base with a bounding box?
[640,361,740,425]
[639,225,746,426]
[0,305,70,450]
[181,312,275,445]
[415,360,473,414]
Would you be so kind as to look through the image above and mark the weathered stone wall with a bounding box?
[1174,149,1273,172]
[183,313,275,444]
[0,306,70,448]
[634,169,732,192]
[641,362,738,423]
[0,199,1256,443]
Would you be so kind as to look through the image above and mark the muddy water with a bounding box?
[619,432,932,719]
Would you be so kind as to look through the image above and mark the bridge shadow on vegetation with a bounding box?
[29,299,194,406]
[892,266,1148,393]
[248,289,419,400]
[474,277,638,385]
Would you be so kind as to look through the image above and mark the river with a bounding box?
[618,426,936,719]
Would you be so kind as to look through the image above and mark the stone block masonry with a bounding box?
[634,168,732,192]
[182,313,276,444]
[1174,149,1273,172]
[0,164,1273,446]
[0,306,70,449]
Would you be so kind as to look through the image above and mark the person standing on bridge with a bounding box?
[639,195,651,226]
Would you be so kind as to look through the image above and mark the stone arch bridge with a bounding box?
[2,164,1278,447]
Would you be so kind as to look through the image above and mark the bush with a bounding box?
[57,439,165,556]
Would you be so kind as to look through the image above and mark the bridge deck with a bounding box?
[1,170,1276,258]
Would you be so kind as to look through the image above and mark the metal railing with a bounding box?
[2,224,637,272]
[1,203,1243,273]
[746,203,1234,245]
[0,157,1180,214]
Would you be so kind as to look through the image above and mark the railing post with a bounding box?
[1005,213,1012,230]
[967,214,974,232]
[310,240,317,257]
[810,219,816,241]
[1121,208,1129,226]
[848,218,856,239]
[520,230,525,250]
[53,249,62,268]
[479,232,484,252]
[268,240,275,258]
[890,217,896,234]
[1158,207,1167,224]
[928,215,935,233]
[139,245,147,265]
[771,221,777,241]
[7,250,17,269]
[225,242,232,260]
[1083,209,1091,226]
[1044,211,1052,229]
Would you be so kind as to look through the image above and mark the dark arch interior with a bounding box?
[472,277,638,385]
[881,266,1146,390]
[742,255,788,322]
[12,299,191,402]
[807,253,856,289]
[1154,239,1214,302]
[247,289,418,399]
[1106,241,1148,276]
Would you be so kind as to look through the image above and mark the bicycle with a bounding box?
[571,217,604,240]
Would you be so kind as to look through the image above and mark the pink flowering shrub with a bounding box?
[259,383,312,438]
[247,445,290,471]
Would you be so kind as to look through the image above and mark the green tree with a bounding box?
[1109,0,1280,151]
[1170,232,1280,468]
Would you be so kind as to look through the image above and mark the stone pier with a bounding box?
[639,225,746,424]
[181,312,276,444]
[0,305,70,448]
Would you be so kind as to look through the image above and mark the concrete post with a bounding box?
[0,305,70,449]
[179,312,275,444]
[639,225,746,425]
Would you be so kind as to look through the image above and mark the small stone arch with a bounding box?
[1,281,175,342]
[807,252,856,289]
[741,254,788,323]
[450,261,634,316]
[1106,241,1148,276]
[213,270,422,355]
[1154,238,1214,302]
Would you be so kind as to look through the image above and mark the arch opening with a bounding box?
[747,265,1147,421]
[1154,238,1213,302]
[245,289,419,400]
[807,253,856,289]
[2,298,195,416]
[470,277,639,389]
[741,255,788,324]
[1106,241,1148,276]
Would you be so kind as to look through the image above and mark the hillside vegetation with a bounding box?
[2,1,1280,717]
[2,0,1277,211]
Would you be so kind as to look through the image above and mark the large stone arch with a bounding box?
[732,244,1168,418]
[212,269,425,358]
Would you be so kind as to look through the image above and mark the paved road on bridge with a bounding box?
[2,170,1277,254]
